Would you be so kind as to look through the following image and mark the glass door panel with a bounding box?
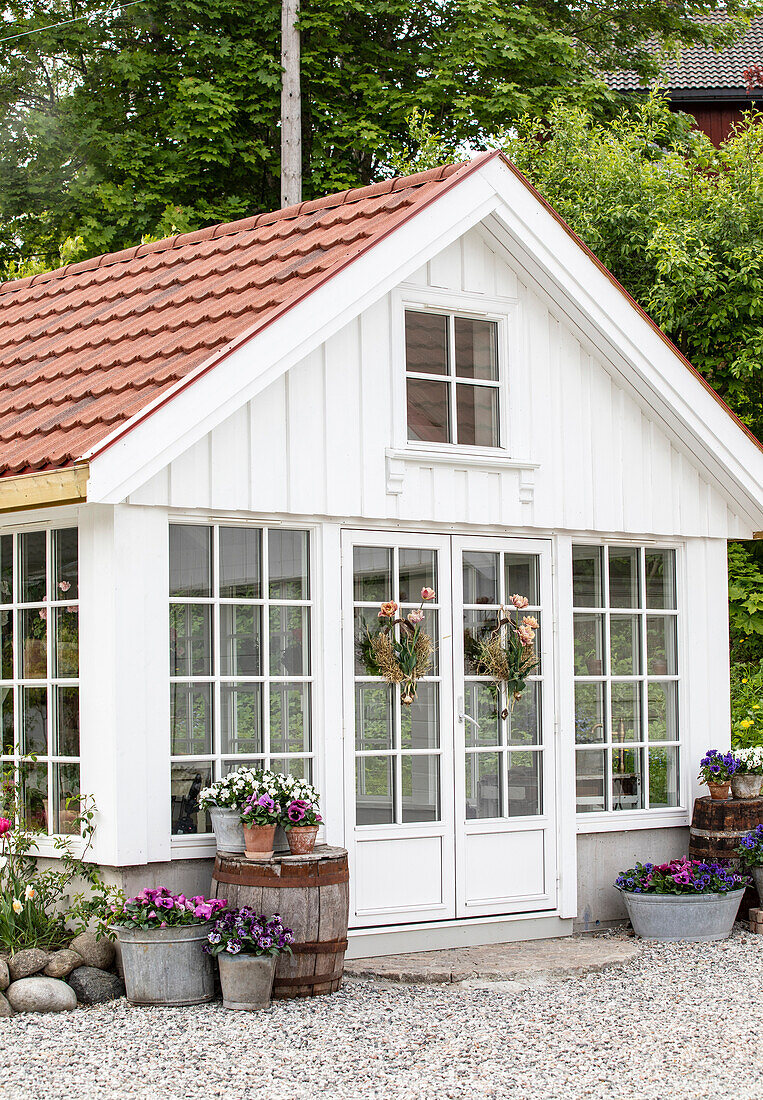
[453,536,556,920]
[344,533,455,927]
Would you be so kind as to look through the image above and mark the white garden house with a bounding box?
[1,151,762,954]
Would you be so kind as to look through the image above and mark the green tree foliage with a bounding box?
[502,98,763,443]
[728,542,763,662]
[0,0,753,271]
[396,97,763,666]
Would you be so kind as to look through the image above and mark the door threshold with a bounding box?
[346,913,571,959]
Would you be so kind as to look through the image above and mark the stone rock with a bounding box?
[0,991,13,1016]
[68,931,115,971]
[6,977,76,1014]
[0,956,9,991]
[44,949,84,979]
[68,966,124,1006]
[8,948,50,981]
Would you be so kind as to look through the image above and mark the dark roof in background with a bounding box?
[608,12,763,96]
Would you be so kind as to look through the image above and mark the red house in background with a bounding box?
[609,13,763,146]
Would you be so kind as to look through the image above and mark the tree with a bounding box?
[396,95,763,662]
[0,0,754,272]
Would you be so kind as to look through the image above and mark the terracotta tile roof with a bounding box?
[0,154,493,477]
[608,14,763,94]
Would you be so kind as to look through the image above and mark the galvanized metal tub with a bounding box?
[209,807,246,855]
[218,953,276,1011]
[731,775,763,800]
[115,924,215,1006]
[209,807,288,854]
[753,867,763,900]
[618,887,745,942]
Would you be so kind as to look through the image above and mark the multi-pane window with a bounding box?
[169,525,312,836]
[573,545,680,814]
[405,310,501,447]
[0,528,80,835]
[353,546,441,826]
[462,551,544,819]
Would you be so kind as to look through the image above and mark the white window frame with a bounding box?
[391,286,517,459]
[572,540,689,831]
[0,523,80,840]
[169,520,315,842]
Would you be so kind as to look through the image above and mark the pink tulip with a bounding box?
[0,818,10,836]
[510,594,529,610]
[421,588,435,601]
[407,609,424,624]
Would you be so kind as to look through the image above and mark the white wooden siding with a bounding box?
[128,225,751,539]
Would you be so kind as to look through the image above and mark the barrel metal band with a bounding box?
[276,969,343,987]
[690,827,749,839]
[289,939,348,955]
[214,865,349,888]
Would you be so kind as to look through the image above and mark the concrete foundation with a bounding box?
[101,858,216,898]
[575,828,689,930]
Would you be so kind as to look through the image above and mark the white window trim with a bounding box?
[0,523,81,842]
[168,516,318,852]
[572,539,689,828]
[391,286,518,455]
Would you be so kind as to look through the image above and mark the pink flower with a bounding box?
[0,817,10,836]
[379,601,398,618]
[518,626,535,646]
[407,609,424,624]
[58,581,71,593]
[421,588,435,601]
[522,616,539,630]
[38,608,47,621]
[510,594,529,609]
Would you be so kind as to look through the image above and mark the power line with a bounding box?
[0,0,146,46]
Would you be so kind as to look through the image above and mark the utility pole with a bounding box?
[281,0,302,208]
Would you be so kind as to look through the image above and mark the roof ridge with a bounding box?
[0,156,483,298]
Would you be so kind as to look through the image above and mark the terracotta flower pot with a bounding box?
[243,823,276,860]
[707,782,731,801]
[286,825,318,855]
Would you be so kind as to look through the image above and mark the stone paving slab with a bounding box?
[344,933,640,985]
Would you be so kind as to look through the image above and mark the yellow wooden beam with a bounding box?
[0,465,88,514]
[755,531,763,540]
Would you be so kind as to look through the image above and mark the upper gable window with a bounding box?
[405,310,500,448]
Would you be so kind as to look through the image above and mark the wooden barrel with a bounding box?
[689,795,763,862]
[211,845,349,1000]
[689,796,763,917]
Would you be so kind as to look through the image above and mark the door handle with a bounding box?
[456,699,480,729]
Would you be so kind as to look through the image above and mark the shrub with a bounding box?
[0,772,118,952]
[730,661,763,749]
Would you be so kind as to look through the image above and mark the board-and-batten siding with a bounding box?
[128,225,749,539]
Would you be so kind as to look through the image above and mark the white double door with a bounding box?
[343,531,557,928]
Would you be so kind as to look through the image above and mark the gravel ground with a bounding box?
[1,928,762,1100]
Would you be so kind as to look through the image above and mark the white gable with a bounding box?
[127,224,752,539]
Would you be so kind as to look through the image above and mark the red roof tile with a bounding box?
[0,155,493,477]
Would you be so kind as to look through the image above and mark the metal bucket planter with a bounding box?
[731,774,763,800]
[209,807,246,855]
[218,953,276,1011]
[209,808,289,854]
[115,924,215,1006]
[619,888,745,942]
[752,868,763,901]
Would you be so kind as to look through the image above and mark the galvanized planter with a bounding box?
[752,867,763,900]
[218,953,276,1011]
[209,807,289,854]
[618,887,745,942]
[209,807,246,855]
[731,774,763,800]
[115,923,215,1006]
